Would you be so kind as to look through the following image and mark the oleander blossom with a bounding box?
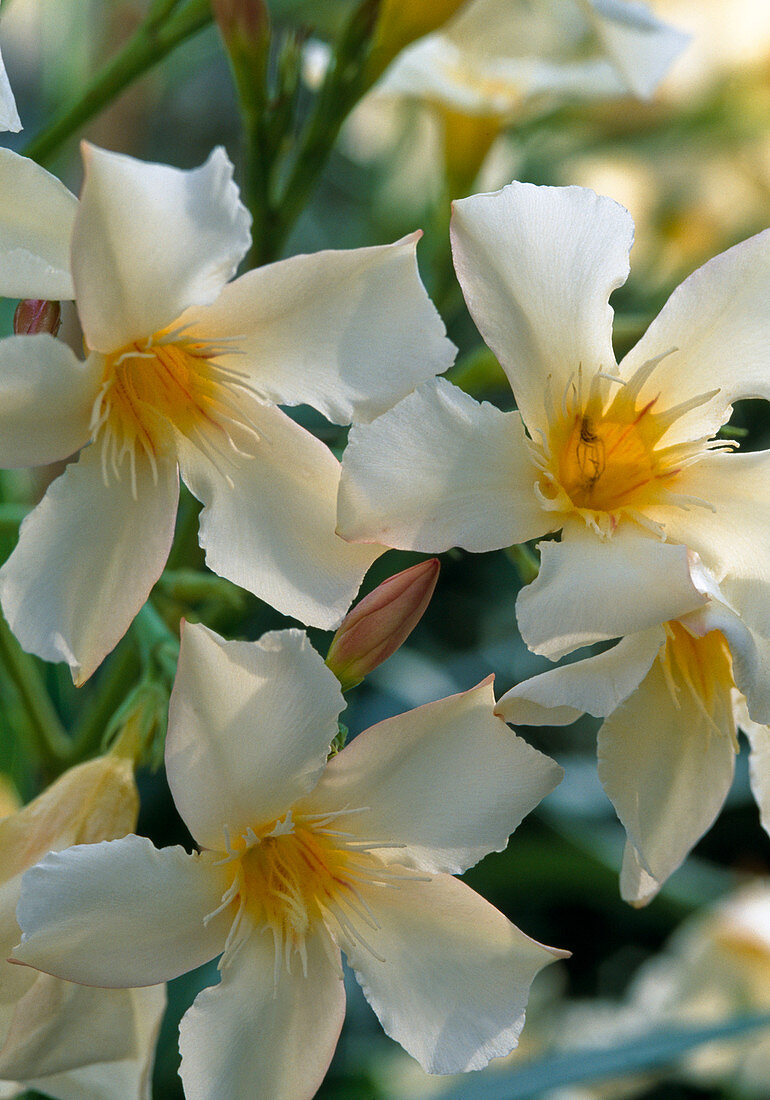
[0,757,165,1099]
[376,0,689,113]
[0,143,455,683]
[13,624,566,1100]
[339,181,770,659]
[496,564,770,905]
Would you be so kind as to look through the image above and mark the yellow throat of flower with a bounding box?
[531,354,727,536]
[659,621,738,749]
[89,326,262,494]
[208,810,426,984]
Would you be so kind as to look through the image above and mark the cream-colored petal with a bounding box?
[649,452,770,633]
[180,234,455,426]
[72,144,251,353]
[9,984,166,1100]
[598,657,735,903]
[166,624,344,850]
[338,378,550,551]
[619,229,770,443]
[619,840,663,907]
[301,678,562,875]
[517,525,706,658]
[451,181,632,438]
[496,627,664,725]
[347,873,567,1074]
[178,929,345,1100]
[0,337,98,468]
[583,0,690,100]
[14,837,230,987]
[0,447,178,684]
[738,706,770,839]
[0,149,76,300]
[0,49,21,133]
[178,404,382,630]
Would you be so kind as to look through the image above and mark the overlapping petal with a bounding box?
[0,448,178,685]
[496,627,664,726]
[0,336,99,468]
[598,657,736,903]
[72,144,251,353]
[338,377,550,551]
[166,624,344,850]
[178,930,344,1100]
[302,677,562,875]
[450,182,633,437]
[620,229,770,443]
[0,51,21,133]
[516,527,706,658]
[0,149,76,300]
[348,873,567,1074]
[179,233,455,425]
[13,837,230,987]
[178,404,382,630]
[584,0,690,100]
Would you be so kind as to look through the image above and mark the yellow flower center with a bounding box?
[659,622,737,747]
[531,355,726,536]
[89,326,262,493]
[209,810,422,980]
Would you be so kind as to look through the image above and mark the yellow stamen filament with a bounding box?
[208,809,428,986]
[658,622,738,750]
[89,326,264,496]
[530,354,729,536]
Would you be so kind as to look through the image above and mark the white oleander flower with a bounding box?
[0,756,165,1099]
[0,143,454,684]
[496,566,770,904]
[339,181,770,659]
[13,624,566,1100]
[376,0,689,115]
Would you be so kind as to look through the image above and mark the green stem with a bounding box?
[0,613,70,764]
[253,0,382,264]
[22,0,213,165]
[69,641,141,761]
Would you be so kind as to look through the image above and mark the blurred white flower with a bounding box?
[13,623,565,1100]
[0,756,165,1099]
[0,143,454,683]
[339,181,770,662]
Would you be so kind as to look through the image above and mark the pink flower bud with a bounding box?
[13,298,61,337]
[326,558,440,691]
[211,0,268,48]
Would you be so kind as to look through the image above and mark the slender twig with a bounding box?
[0,613,70,764]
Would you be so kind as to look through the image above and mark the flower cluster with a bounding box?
[1,1,767,1098]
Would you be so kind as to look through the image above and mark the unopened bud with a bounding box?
[326,558,440,691]
[13,298,61,337]
[212,0,268,50]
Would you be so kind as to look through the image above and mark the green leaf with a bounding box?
[441,1013,770,1100]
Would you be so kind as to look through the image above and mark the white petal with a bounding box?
[12,984,166,1100]
[14,837,230,987]
[302,678,562,875]
[648,452,770,635]
[348,873,567,1074]
[0,447,178,684]
[338,378,551,551]
[584,0,690,100]
[450,182,632,437]
[619,841,662,907]
[619,229,770,443]
[166,624,344,850]
[0,337,98,468]
[598,657,735,902]
[0,149,76,300]
[178,404,382,630]
[180,233,455,425]
[0,49,21,133]
[496,627,664,725]
[178,929,345,1100]
[739,711,770,839]
[517,525,706,658]
[0,974,144,1080]
[72,144,251,353]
